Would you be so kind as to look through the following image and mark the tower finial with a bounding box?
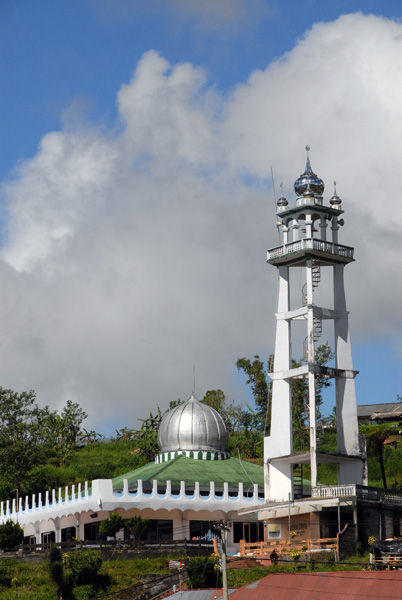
[330,180,342,208]
[305,145,312,173]
[277,182,288,208]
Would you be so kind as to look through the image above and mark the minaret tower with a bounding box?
[265,147,366,503]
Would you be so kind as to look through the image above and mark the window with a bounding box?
[141,520,173,542]
[61,526,76,543]
[233,522,263,543]
[189,521,218,541]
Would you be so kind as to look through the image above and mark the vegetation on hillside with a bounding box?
[1,343,402,503]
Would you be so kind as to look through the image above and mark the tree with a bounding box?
[64,549,102,586]
[49,545,64,599]
[98,513,125,540]
[0,521,24,551]
[126,515,149,546]
[0,388,49,496]
[202,389,226,412]
[236,356,272,433]
[237,344,334,449]
[362,425,394,489]
[134,407,163,462]
[187,556,222,589]
[43,400,88,467]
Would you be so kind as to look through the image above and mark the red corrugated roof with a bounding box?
[217,571,402,599]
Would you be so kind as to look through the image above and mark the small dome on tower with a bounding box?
[277,183,288,208]
[157,394,228,455]
[294,146,325,197]
[330,181,342,208]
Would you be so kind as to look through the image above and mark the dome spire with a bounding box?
[305,145,312,173]
[330,180,342,209]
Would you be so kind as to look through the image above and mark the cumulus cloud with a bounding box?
[1,13,402,431]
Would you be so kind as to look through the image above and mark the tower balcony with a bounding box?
[267,238,354,266]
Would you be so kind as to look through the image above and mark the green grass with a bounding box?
[0,553,373,599]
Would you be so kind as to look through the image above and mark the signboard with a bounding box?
[267,524,281,539]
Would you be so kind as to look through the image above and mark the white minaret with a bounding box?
[264,147,366,503]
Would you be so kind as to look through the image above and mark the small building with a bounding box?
[357,402,402,425]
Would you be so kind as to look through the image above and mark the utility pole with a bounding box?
[214,521,231,600]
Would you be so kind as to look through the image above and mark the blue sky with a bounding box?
[1,0,402,432]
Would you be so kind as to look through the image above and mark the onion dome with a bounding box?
[277,182,288,208]
[294,146,325,197]
[157,394,229,461]
[330,181,342,208]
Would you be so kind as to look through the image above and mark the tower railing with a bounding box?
[267,239,354,262]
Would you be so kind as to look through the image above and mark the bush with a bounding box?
[0,559,13,587]
[73,584,97,599]
[65,549,103,586]
[99,513,125,540]
[49,545,64,599]
[0,520,24,551]
[355,541,365,557]
[187,556,222,589]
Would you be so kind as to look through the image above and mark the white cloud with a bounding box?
[1,14,402,431]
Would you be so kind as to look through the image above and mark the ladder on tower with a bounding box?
[293,464,304,499]
[302,264,322,362]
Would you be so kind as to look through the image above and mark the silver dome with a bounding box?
[157,394,228,454]
[294,146,325,197]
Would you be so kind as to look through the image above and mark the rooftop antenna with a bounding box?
[270,167,282,243]
[270,166,277,208]
[193,365,196,396]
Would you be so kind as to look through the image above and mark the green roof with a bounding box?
[112,456,264,489]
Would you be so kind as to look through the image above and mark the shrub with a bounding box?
[98,513,125,540]
[187,556,222,589]
[72,583,97,599]
[0,559,13,587]
[126,515,150,546]
[290,549,301,560]
[65,549,103,586]
[49,545,64,599]
[355,541,365,557]
[0,521,24,551]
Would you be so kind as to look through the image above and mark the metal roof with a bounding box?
[112,455,264,490]
[220,571,402,600]
[357,402,402,418]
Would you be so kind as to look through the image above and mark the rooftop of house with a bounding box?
[357,402,402,418]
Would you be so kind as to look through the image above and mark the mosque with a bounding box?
[3,149,402,552]
[2,394,265,553]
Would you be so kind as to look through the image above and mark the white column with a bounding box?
[282,225,289,244]
[333,264,362,484]
[264,265,293,501]
[331,216,339,244]
[305,214,313,238]
[291,218,300,241]
[306,259,317,489]
[319,215,327,241]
